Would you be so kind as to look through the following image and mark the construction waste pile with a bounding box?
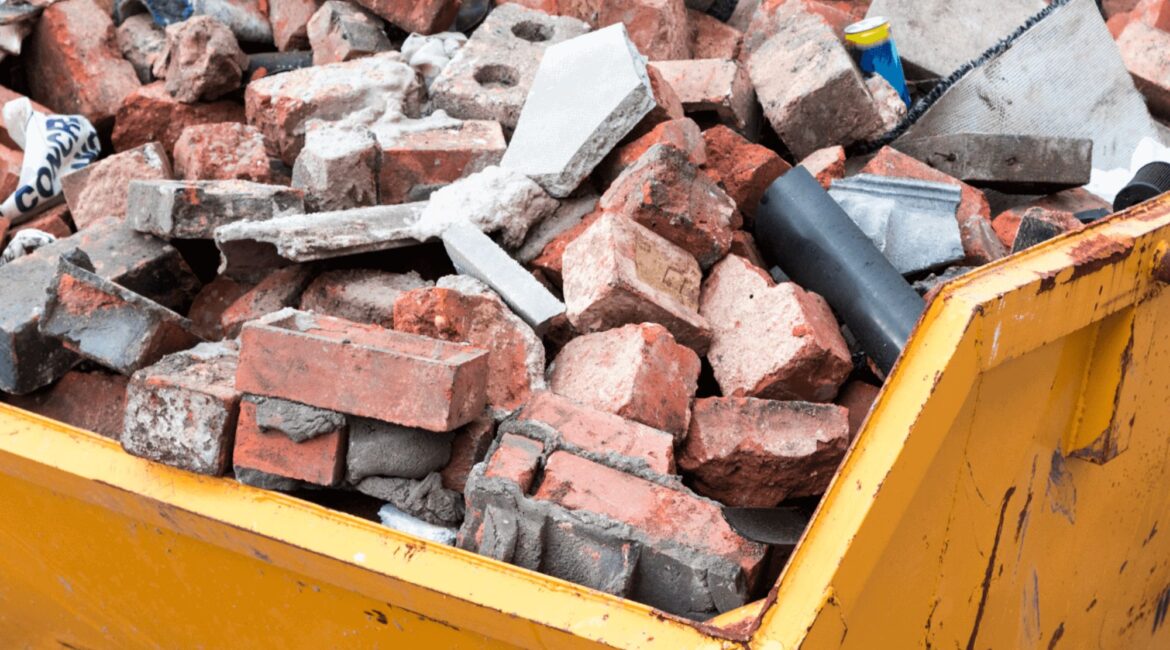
[0,0,1167,620]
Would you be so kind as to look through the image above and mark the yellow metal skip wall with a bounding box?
[755,197,1170,649]
[5,197,1170,648]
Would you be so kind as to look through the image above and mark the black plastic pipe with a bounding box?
[754,167,925,374]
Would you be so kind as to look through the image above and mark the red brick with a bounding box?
[649,59,757,135]
[0,145,21,200]
[630,64,687,138]
[219,266,316,339]
[863,147,999,265]
[441,416,496,492]
[530,208,602,286]
[113,82,245,156]
[61,142,173,230]
[506,391,676,474]
[173,123,279,183]
[377,120,506,204]
[233,396,345,486]
[300,269,429,329]
[188,275,254,340]
[26,0,141,128]
[484,433,544,492]
[992,206,1083,250]
[237,309,489,431]
[534,450,766,579]
[548,323,699,439]
[701,125,789,219]
[0,216,9,244]
[5,369,128,439]
[700,254,851,401]
[351,0,458,34]
[159,16,248,103]
[393,283,545,414]
[8,205,73,242]
[729,230,768,269]
[743,0,853,56]
[598,118,706,187]
[269,0,325,51]
[798,145,846,190]
[836,379,880,440]
[561,212,712,353]
[508,0,690,60]
[679,396,849,506]
[600,144,737,269]
[1027,188,1112,215]
[1117,21,1170,118]
[689,10,743,59]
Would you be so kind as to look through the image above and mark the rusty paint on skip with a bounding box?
[1066,235,1134,283]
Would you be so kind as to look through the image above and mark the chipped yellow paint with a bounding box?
[3,195,1170,648]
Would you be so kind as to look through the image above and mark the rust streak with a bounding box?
[965,486,1016,650]
[1066,234,1134,283]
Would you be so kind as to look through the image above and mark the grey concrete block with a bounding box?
[501,24,656,197]
[0,219,200,394]
[895,134,1093,193]
[213,203,424,279]
[346,418,454,483]
[129,179,306,240]
[902,0,1160,170]
[829,174,965,275]
[440,220,566,334]
[40,256,203,375]
[431,4,590,131]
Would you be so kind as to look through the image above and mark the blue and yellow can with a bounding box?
[844,17,910,107]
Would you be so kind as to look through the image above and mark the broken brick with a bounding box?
[245,53,423,165]
[548,322,699,438]
[237,309,489,431]
[679,396,850,507]
[219,265,316,339]
[4,369,128,439]
[307,0,392,65]
[351,0,459,34]
[61,142,173,230]
[122,342,241,475]
[172,123,280,184]
[40,256,203,375]
[300,269,430,329]
[689,9,743,59]
[441,416,496,492]
[128,179,305,240]
[188,275,254,340]
[393,278,546,415]
[376,120,507,204]
[836,379,881,439]
[649,59,758,135]
[747,5,880,158]
[113,82,246,156]
[26,0,141,128]
[269,0,325,51]
[992,206,1084,250]
[700,254,852,401]
[503,390,676,474]
[561,212,712,353]
[729,230,768,270]
[701,124,789,219]
[484,433,545,492]
[158,16,248,103]
[798,145,846,190]
[233,395,346,486]
[598,117,707,187]
[1117,20,1170,119]
[117,14,166,84]
[600,143,737,269]
[530,208,603,286]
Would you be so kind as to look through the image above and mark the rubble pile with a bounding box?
[0,0,1167,620]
